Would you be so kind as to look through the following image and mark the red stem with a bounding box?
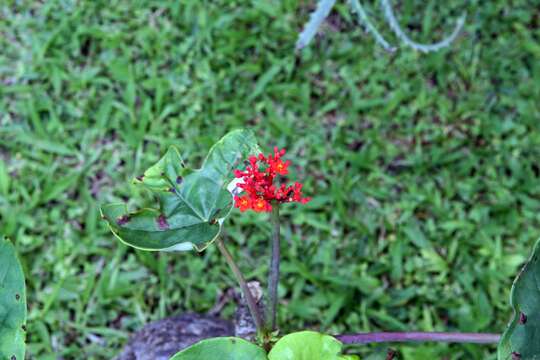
[335,332,500,344]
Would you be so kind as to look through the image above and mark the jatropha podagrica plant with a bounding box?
[1,130,538,359]
[232,147,311,338]
[94,130,540,359]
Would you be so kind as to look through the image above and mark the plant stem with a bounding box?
[335,332,501,344]
[215,237,264,334]
[266,200,280,331]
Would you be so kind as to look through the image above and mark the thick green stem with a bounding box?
[215,237,264,334]
[266,201,280,331]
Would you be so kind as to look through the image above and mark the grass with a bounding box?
[1,0,539,359]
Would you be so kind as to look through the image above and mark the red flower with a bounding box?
[270,159,290,175]
[234,195,252,212]
[232,147,310,213]
[252,197,272,212]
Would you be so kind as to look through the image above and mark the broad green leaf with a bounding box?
[268,331,358,360]
[498,237,540,360]
[169,337,267,360]
[101,129,260,251]
[0,237,26,360]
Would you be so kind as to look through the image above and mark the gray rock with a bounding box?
[115,282,263,360]
[115,313,234,360]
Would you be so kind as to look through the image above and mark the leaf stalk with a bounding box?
[215,237,264,335]
[266,201,281,331]
[335,332,500,344]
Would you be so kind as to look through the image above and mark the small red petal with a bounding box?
[234,170,244,178]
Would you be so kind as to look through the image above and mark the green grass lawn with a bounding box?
[1,0,540,359]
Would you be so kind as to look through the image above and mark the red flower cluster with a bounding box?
[233,147,310,213]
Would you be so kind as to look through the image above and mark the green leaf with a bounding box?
[498,237,540,360]
[101,129,260,252]
[0,237,27,360]
[169,337,267,360]
[268,331,358,360]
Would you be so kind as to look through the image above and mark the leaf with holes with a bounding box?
[498,238,540,360]
[169,337,267,360]
[101,129,260,252]
[0,237,26,360]
[268,331,358,360]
